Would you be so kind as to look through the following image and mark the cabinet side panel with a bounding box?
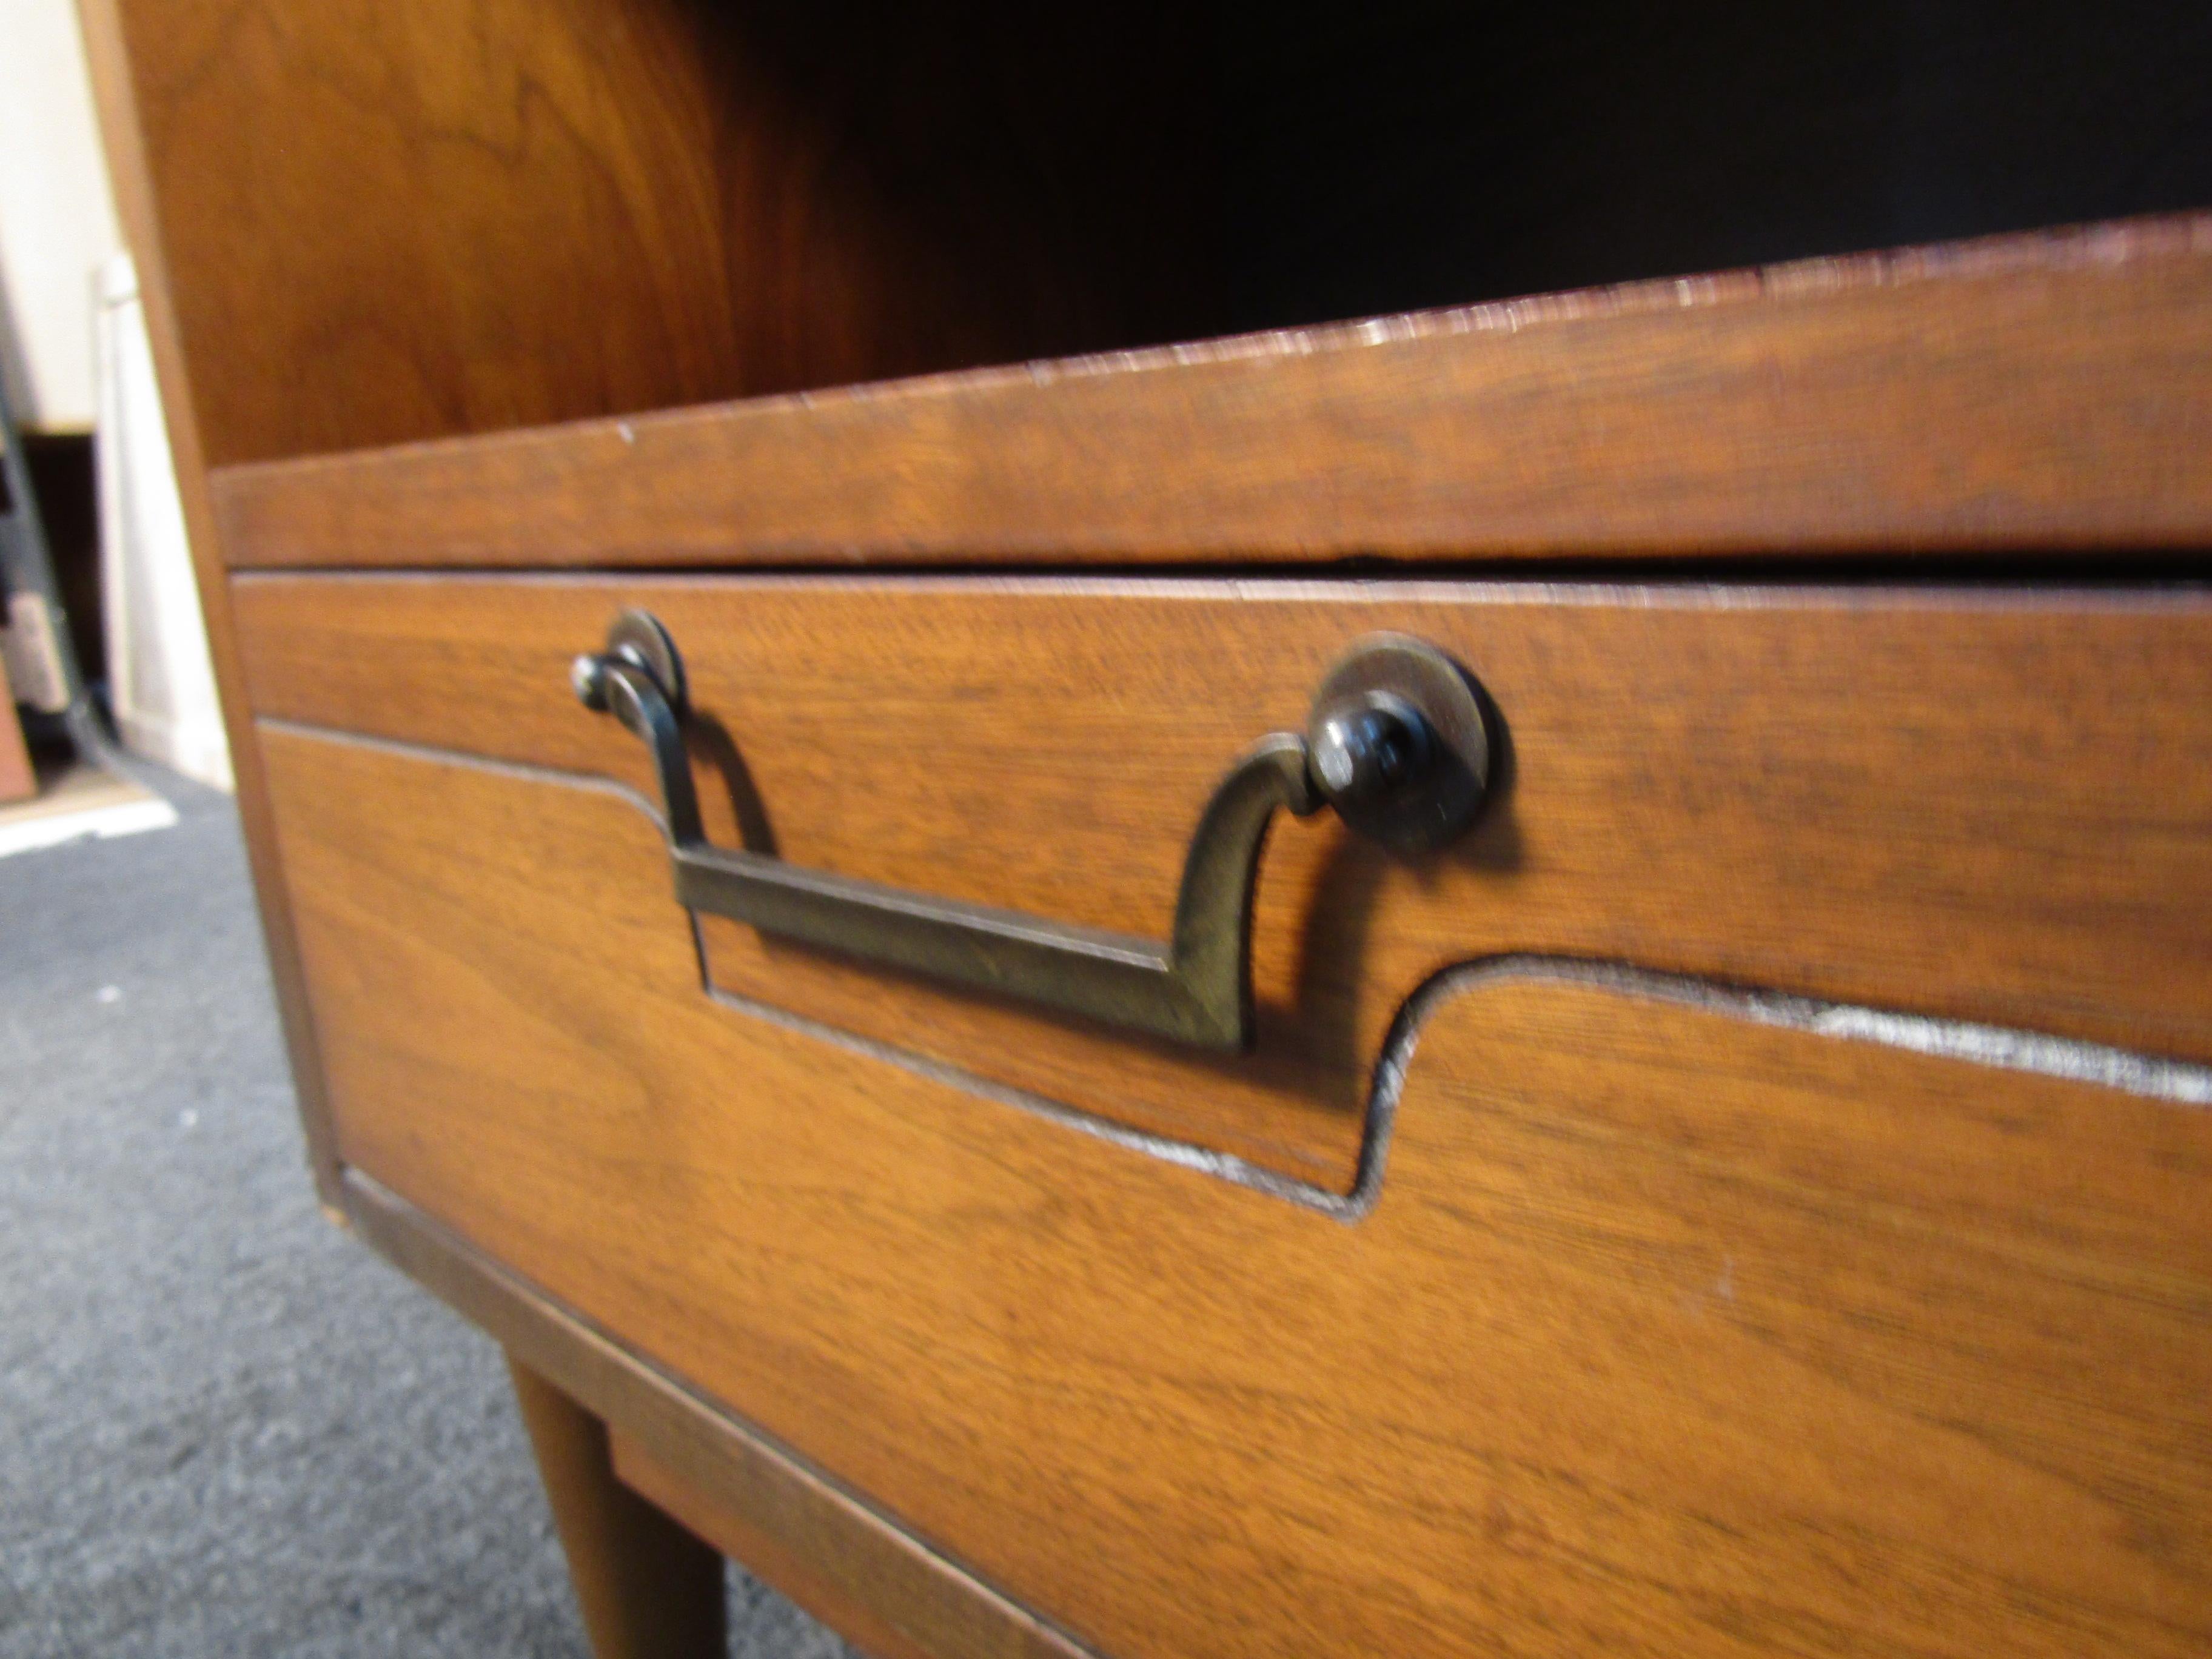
[78,0,343,1201]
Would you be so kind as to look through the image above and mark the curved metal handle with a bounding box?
[575,611,1490,1052]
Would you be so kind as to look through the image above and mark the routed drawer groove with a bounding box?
[260,721,2212,1656]
[262,716,2212,1216]
[236,575,2212,1188]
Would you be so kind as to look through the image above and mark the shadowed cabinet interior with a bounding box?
[79,0,2212,1652]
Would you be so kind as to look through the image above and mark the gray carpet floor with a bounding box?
[1,763,849,1657]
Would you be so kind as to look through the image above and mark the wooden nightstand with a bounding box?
[84,4,2212,1653]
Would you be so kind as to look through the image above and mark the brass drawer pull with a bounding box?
[574,612,1490,1051]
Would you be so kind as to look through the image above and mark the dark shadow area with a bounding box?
[20,434,101,695]
[154,0,2212,461]
[683,709,780,859]
[690,0,2212,369]
[1213,0,2212,328]
[150,0,2212,464]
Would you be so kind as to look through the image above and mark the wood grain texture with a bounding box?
[612,1432,936,1659]
[347,1175,1093,1659]
[508,1358,726,1659]
[236,575,2212,1190]
[209,215,2212,567]
[264,726,2212,1658]
[102,0,1221,467]
[77,0,346,1202]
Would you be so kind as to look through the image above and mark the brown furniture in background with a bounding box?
[83,3,2212,1655]
[0,657,32,804]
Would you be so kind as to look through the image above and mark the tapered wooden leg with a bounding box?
[508,1355,726,1659]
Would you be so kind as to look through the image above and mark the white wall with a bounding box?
[98,253,230,789]
[0,0,124,430]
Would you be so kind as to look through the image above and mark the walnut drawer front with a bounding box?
[237,575,2212,1656]
[239,575,2212,1182]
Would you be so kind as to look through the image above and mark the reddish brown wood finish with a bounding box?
[78,0,346,1199]
[612,1432,938,1659]
[508,1359,726,1659]
[266,726,2212,1659]
[235,574,2212,1188]
[208,216,2212,569]
[97,0,1219,468]
[82,0,2212,1649]
[349,1171,1093,1659]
